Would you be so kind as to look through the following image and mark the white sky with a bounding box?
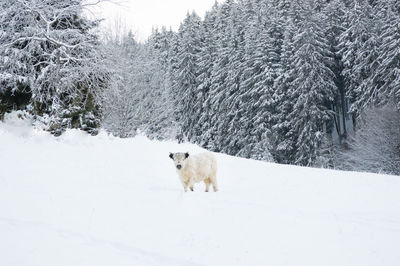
[89,0,218,42]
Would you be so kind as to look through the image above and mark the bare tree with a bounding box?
[337,103,400,175]
[101,28,176,139]
[0,0,108,134]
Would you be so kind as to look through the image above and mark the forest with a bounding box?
[1,0,400,175]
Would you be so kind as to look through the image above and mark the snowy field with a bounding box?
[1,112,400,266]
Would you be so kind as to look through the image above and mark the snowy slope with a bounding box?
[1,112,400,266]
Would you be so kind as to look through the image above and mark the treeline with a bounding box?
[147,0,400,173]
[1,0,400,175]
[0,0,176,138]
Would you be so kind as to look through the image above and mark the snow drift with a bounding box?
[1,112,399,266]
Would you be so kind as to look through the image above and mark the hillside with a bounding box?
[1,112,399,266]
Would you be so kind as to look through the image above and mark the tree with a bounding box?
[337,103,400,175]
[218,0,246,156]
[206,0,235,152]
[195,2,219,146]
[355,0,400,110]
[324,0,348,144]
[233,0,276,161]
[173,12,202,141]
[270,7,297,164]
[0,0,106,134]
[102,32,138,138]
[286,1,337,166]
[338,0,377,125]
[103,30,176,139]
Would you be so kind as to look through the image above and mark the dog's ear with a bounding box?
[184,152,189,159]
[169,153,174,159]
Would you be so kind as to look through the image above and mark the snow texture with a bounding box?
[1,111,400,266]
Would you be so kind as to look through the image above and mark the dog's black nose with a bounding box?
[177,165,182,170]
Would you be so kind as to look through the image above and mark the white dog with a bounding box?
[169,152,218,192]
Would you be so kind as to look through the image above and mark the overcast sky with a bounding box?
[89,0,218,42]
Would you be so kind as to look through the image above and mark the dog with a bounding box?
[169,152,218,192]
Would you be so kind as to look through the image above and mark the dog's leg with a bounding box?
[204,178,211,192]
[211,178,218,192]
[183,180,189,192]
[188,179,194,192]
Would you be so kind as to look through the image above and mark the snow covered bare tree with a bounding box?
[0,0,106,135]
[102,29,176,139]
[337,103,400,175]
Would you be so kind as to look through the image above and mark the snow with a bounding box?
[1,111,400,266]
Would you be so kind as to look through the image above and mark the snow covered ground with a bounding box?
[1,112,400,266]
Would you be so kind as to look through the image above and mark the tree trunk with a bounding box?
[335,96,342,145]
[340,88,347,140]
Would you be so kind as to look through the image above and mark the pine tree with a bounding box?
[286,1,337,166]
[232,0,260,158]
[270,5,298,164]
[218,0,246,156]
[338,0,378,123]
[323,0,348,143]
[174,12,202,141]
[195,2,219,146]
[233,0,276,160]
[356,0,400,109]
[207,0,235,152]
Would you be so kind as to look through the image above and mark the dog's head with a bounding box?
[169,152,189,170]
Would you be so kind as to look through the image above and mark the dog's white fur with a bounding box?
[170,152,218,192]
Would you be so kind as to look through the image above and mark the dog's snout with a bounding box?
[177,165,182,170]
